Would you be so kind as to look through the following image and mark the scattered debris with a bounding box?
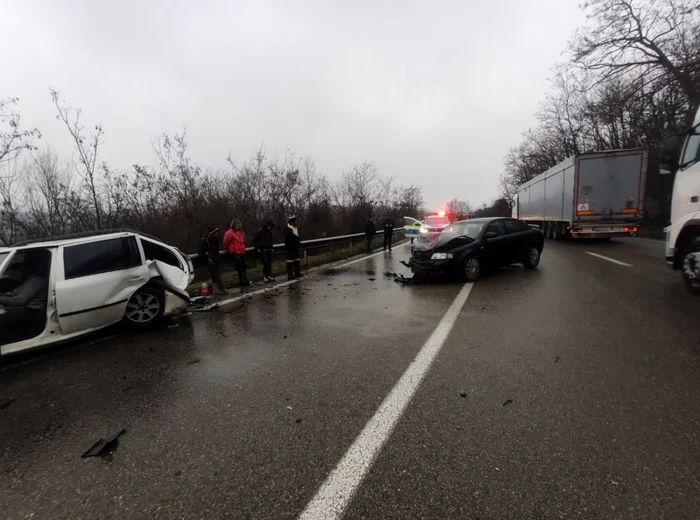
[283,335,288,339]
[122,386,133,393]
[187,358,200,365]
[295,418,302,424]
[190,296,208,306]
[368,278,376,281]
[554,355,561,363]
[460,392,467,398]
[167,322,180,329]
[393,273,413,285]
[286,406,293,410]
[82,429,126,459]
[175,470,182,477]
[0,397,15,410]
[503,399,513,407]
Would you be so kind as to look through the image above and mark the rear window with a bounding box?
[425,216,450,227]
[141,239,183,269]
[64,237,142,280]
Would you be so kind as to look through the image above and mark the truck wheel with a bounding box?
[462,256,481,283]
[682,238,700,295]
[524,246,541,268]
[124,286,165,326]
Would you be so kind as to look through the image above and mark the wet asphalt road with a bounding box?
[2,238,700,519]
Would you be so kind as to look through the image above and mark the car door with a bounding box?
[55,236,149,335]
[139,238,190,289]
[481,220,512,266]
[503,218,529,262]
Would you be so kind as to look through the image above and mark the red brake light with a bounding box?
[437,211,446,217]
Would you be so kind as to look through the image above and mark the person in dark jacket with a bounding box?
[284,216,301,280]
[364,215,376,253]
[382,217,395,251]
[198,226,227,294]
[254,219,276,282]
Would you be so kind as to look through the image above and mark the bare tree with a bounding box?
[571,0,700,120]
[51,89,104,230]
[0,97,41,167]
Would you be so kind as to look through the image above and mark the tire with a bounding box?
[124,285,165,326]
[524,245,541,269]
[462,255,482,283]
[682,238,700,295]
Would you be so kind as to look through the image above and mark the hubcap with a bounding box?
[683,252,700,282]
[529,248,540,265]
[466,258,480,279]
[125,293,161,323]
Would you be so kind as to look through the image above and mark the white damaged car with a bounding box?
[0,231,194,356]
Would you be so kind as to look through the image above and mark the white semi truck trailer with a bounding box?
[512,149,648,240]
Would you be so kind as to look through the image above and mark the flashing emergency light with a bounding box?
[437,211,446,217]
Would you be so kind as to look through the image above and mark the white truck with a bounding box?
[512,149,648,240]
[659,105,700,293]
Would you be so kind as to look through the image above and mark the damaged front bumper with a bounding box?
[404,257,454,276]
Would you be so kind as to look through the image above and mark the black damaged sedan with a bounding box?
[408,217,544,282]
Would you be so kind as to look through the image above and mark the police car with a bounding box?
[420,212,452,234]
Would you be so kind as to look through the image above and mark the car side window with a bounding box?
[504,219,525,234]
[485,220,507,237]
[64,237,142,280]
[141,239,182,269]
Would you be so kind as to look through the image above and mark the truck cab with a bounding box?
[660,106,700,292]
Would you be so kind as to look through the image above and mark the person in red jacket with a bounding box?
[223,219,251,288]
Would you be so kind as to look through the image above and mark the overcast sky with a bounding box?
[4,0,584,209]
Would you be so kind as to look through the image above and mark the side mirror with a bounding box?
[660,134,684,175]
[484,231,497,239]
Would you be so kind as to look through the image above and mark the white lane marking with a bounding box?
[208,241,409,309]
[298,283,474,520]
[585,251,633,267]
[329,241,409,271]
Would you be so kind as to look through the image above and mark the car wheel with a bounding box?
[682,238,700,295]
[524,246,541,268]
[124,286,165,326]
[462,256,481,283]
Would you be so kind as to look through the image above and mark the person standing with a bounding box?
[198,226,228,294]
[284,216,301,280]
[223,219,251,288]
[364,215,376,253]
[382,216,395,251]
[254,219,276,282]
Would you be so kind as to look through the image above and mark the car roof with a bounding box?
[452,217,503,224]
[4,231,163,251]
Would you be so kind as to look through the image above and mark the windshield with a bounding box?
[442,221,486,239]
[680,125,700,170]
[0,252,10,271]
[424,216,450,227]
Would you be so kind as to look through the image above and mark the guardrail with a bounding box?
[189,227,406,269]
